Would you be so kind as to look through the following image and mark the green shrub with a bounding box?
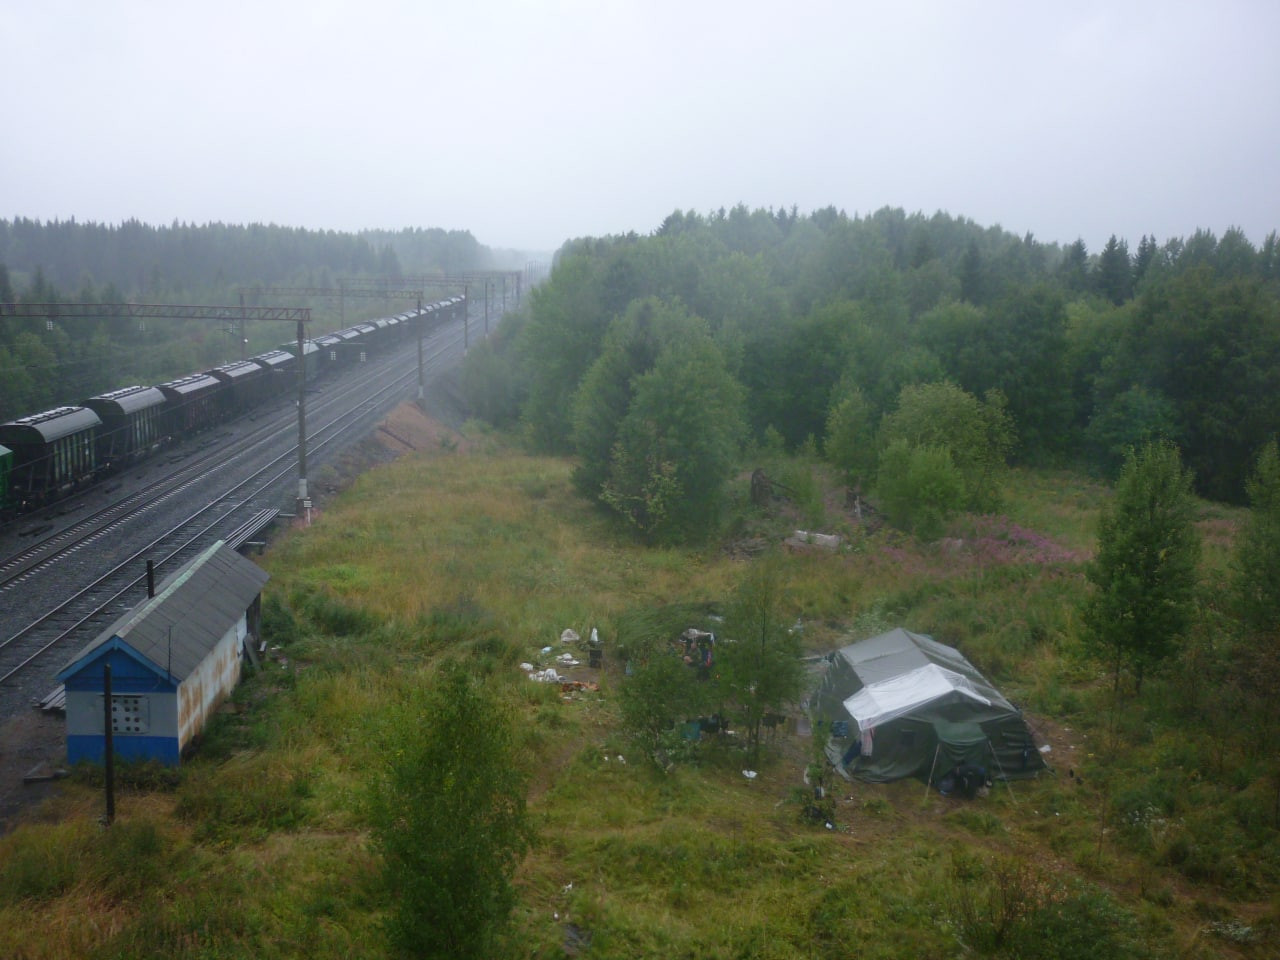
[877,439,965,539]
[369,661,532,959]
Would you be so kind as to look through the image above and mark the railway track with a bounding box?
[0,335,438,591]
[0,312,468,700]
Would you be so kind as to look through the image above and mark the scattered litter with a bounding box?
[541,646,552,654]
[1038,744,1052,753]
[561,628,580,644]
[23,762,67,785]
[562,881,574,894]
[556,653,580,665]
[590,627,599,645]
[529,668,562,683]
[784,529,842,552]
[743,770,758,779]
[520,662,535,672]
[616,755,625,764]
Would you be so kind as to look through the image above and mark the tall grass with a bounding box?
[1,437,1272,957]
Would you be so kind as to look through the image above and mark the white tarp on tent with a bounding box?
[843,662,992,731]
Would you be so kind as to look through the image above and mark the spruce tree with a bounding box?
[370,661,532,959]
[1082,440,1200,693]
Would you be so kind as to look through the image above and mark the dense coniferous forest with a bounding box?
[465,205,1280,522]
[0,218,502,420]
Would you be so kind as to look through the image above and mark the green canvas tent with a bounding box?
[809,628,1045,784]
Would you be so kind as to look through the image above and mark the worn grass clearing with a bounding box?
[0,433,1273,958]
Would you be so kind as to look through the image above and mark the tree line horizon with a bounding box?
[461,203,1279,541]
[0,218,511,421]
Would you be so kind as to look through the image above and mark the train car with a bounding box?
[326,328,363,365]
[0,406,103,508]
[411,303,436,337]
[313,334,348,370]
[249,349,297,396]
[208,359,270,417]
[157,373,224,437]
[83,385,167,469]
[398,308,423,336]
[278,338,321,381]
[344,324,379,364]
[0,443,13,515]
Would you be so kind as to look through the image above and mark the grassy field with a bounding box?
[0,419,1275,958]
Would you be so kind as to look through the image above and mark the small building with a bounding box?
[56,541,269,766]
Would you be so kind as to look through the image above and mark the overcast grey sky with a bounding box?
[3,0,1277,255]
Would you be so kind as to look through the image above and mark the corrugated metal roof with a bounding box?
[158,373,221,397]
[208,361,263,384]
[250,350,293,369]
[57,541,269,684]
[85,385,166,416]
[0,406,103,444]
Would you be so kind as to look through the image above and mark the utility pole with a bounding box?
[103,663,115,826]
[295,318,309,521]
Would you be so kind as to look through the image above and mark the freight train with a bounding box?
[0,297,466,517]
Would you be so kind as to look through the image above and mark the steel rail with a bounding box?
[0,323,462,686]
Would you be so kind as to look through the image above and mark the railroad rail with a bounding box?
[0,310,467,700]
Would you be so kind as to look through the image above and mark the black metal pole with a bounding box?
[103,663,115,825]
[296,319,308,515]
[416,295,424,402]
[238,291,247,361]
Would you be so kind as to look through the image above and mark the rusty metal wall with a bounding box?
[177,616,245,751]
